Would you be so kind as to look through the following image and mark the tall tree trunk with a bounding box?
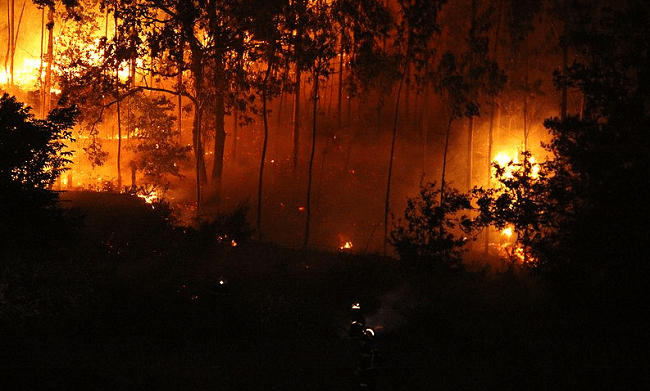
[523,40,529,150]
[467,0,478,192]
[43,7,54,115]
[38,6,45,117]
[337,35,344,131]
[178,71,183,142]
[421,84,429,174]
[484,0,503,254]
[440,116,454,239]
[114,13,122,190]
[292,66,301,177]
[193,103,205,209]
[484,104,496,255]
[6,0,14,88]
[257,62,272,236]
[11,1,26,89]
[116,70,123,190]
[467,116,474,191]
[292,0,304,178]
[304,73,319,248]
[212,93,226,193]
[232,103,239,162]
[211,55,227,190]
[191,59,208,190]
[383,73,406,255]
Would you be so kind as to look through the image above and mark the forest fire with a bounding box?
[136,190,159,204]
[3,2,647,390]
[492,151,541,180]
[0,58,40,86]
[0,0,563,256]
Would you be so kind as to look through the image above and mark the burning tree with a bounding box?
[472,150,553,265]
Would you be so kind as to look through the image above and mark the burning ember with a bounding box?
[216,235,238,247]
[338,234,353,250]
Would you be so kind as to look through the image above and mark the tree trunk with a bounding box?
[38,6,44,117]
[193,104,206,209]
[523,40,529,150]
[421,84,429,174]
[383,74,406,255]
[440,116,454,239]
[484,104,496,255]
[337,36,344,131]
[467,116,474,191]
[178,68,183,143]
[6,0,14,88]
[211,55,227,190]
[211,97,226,193]
[114,13,123,190]
[116,73,123,190]
[292,66,301,177]
[304,73,319,248]
[560,41,568,120]
[257,62,272,236]
[43,7,54,115]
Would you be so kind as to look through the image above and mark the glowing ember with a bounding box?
[216,235,238,247]
[501,227,513,238]
[340,241,353,250]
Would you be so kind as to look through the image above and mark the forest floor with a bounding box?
[1,191,648,390]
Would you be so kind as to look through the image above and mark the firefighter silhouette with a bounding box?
[348,302,366,340]
[356,328,381,390]
[347,302,381,390]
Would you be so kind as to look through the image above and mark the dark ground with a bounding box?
[1,191,648,390]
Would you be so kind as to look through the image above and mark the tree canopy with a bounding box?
[0,93,79,259]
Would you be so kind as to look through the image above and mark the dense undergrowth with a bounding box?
[1,191,647,390]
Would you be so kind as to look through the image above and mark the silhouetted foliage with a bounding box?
[539,2,650,302]
[0,94,77,191]
[390,182,473,272]
[0,94,81,319]
[0,94,79,257]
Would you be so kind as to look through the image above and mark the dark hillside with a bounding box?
[1,191,647,390]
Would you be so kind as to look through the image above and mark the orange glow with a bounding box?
[492,151,540,180]
[137,190,159,204]
[340,241,353,250]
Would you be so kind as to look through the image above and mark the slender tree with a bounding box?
[383,0,446,254]
[301,0,337,247]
